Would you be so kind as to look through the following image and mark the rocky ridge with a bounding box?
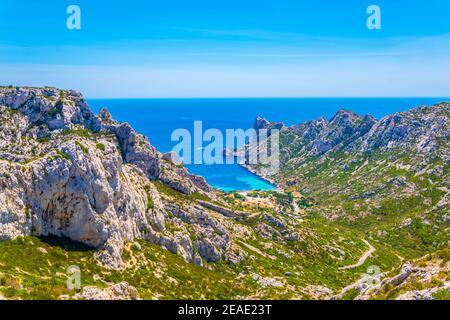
[253,105,449,170]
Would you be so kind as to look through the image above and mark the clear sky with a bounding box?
[0,0,449,98]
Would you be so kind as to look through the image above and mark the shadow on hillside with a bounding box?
[38,235,95,252]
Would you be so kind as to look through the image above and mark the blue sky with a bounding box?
[0,0,449,97]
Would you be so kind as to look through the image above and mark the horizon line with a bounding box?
[86,96,450,100]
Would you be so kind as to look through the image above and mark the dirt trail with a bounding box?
[239,241,277,260]
[339,239,375,270]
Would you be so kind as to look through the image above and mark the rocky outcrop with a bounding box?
[103,108,211,195]
[0,87,101,131]
[254,117,284,134]
[388,262,415,286]
[197,200,245,218]
[250,272,284,288]
[0,86,225,269]
[352,250,450,301]
[71,282,140,300]
[396,282,450,300]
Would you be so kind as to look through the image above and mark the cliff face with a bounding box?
[0,87,230,269]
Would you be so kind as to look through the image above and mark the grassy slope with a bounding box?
[0,210,403,300]
[277,147,449,261]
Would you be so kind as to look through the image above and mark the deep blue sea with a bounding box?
[88,98,448,191]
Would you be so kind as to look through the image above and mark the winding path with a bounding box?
[339,239,375,270]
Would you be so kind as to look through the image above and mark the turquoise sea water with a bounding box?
[88,98,448,191]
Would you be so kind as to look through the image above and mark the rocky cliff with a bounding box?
[0,87,235,269]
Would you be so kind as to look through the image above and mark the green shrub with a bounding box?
[54,150,71,161]
[75,141,88,154]
[96,143,105,152]
[143,185,154,211]
[24,206,31,218]
[36,137,50,143]
[47,107,59,117]
[433,288,450,300]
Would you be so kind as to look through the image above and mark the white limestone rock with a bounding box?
[0,87,226,270]
[74,282,140,300]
